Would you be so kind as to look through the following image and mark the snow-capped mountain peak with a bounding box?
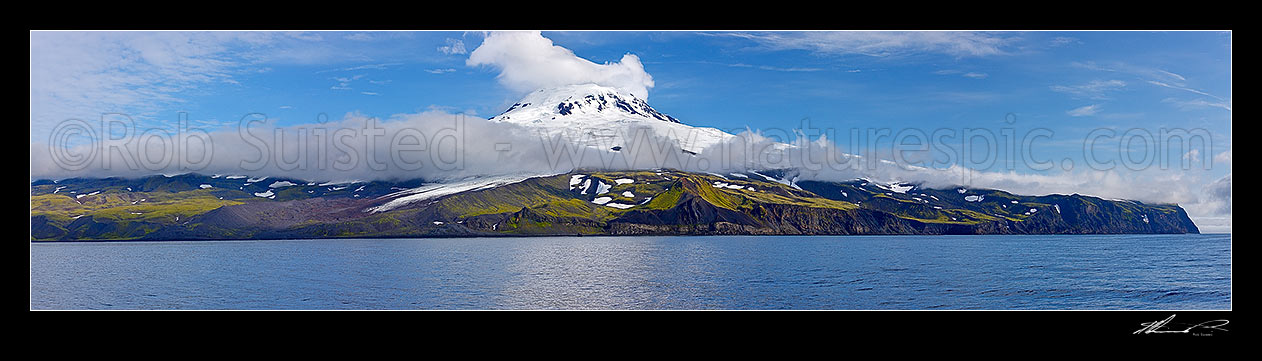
[489,83,680,124]
[484,83,736,155]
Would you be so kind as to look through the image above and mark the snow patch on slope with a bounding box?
[594,181,611,195]
[368,174,537,213]
[269,181,297,188]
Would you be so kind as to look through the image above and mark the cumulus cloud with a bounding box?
[1181,172,1231,232]
[1199,173,1231,215]
[438,38,466,55]
[466,31,655,99]
[1214,149,1231,165]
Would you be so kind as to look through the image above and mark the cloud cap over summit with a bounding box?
[467,31,655,99]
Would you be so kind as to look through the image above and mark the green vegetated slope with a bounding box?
[30,170,1199,241]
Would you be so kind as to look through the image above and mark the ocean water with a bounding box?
[29,234,1231,310]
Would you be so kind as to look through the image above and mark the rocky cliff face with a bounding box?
[31,170,1198,241]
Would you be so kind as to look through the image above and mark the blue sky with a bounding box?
[29,31,1232,229]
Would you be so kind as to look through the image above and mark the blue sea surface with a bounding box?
[30,234,1231,310]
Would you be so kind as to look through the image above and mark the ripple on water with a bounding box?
[30,234,1231,310]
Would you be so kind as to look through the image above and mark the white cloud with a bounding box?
[1050,79,1127,99]
[30,32,248,137]
[29,110,648,183]
[1156,69,1187,82]
[754,65,824,72]
[467,31,655,99]
[29,31,356,139]
[330,74,366,90]
[1163,97,1232,111]
[344,33,373,41]
[934,70,987,78]
[1074,61,1224,101]
[1184,173,1231,222]
[1213,149,1231,165]
[316,63,401,73]
[30,108,1231,229]
[1148,80,1223,100]
[287,32,324,42]
[1189,216,1231,234]
[701,133,1230,224]
[683,61,822,72]
[715,31,1014,58]
[1183,148,1200,161]
[1049,36,1081,47]
[438,38,467,55]
[1067,104,1100,117]
[424,68,457,74]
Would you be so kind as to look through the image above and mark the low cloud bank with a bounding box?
[31,110,1231,223]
